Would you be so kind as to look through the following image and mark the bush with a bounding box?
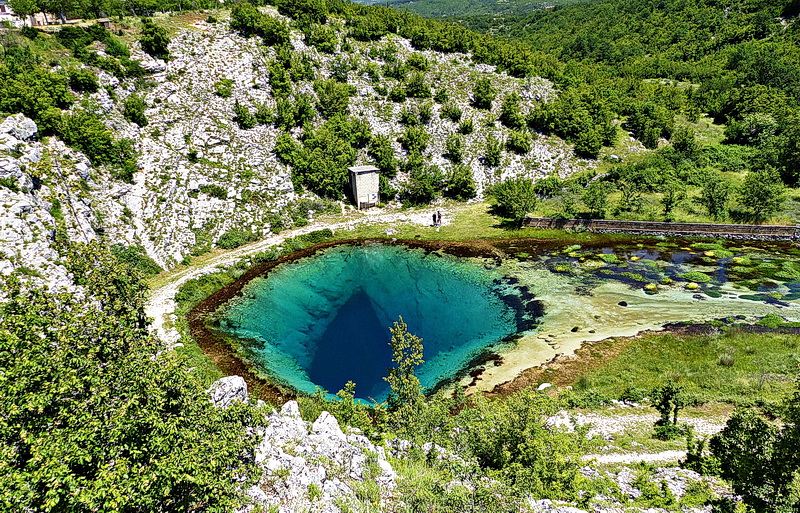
[398,126,430,154]
[199,184,228,200]
[458,118,474,135]
[216,229,257,249]
[110,244,162,277]
[139,18,170,58]
[505,130,531,154]
[68,68,98,93]
[490,177,537,225]
[472,77,496,109]
[234,101,257,130]
[484,134,502,166]
[123,94,148,127]
[441,103,462,122]
[444,133,464,163]
[214,79,234,98]
[445,164,477,201]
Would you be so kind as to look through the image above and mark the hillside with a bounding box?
[383,0,592,18]
[2,1,800,512]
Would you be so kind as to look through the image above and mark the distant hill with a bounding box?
[369,0,593,18]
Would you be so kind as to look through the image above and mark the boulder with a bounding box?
[208,375,248,408]
[0,114,38,141]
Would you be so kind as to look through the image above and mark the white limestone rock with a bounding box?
[208,375,248,408]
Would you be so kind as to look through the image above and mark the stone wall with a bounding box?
[524,217,800,241]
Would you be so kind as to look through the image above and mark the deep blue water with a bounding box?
[217,244,532,401]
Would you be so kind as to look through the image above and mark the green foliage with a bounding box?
[216,228,257,249]
[711,404,800,512]
[384,316,424,411]
[455,389,585,501]
[499,92,524,129]
[369,134,397,177]
[651,382,687,440]
[582,181,609,218]
[402,157,444,204]
[490,177,537,226]
[314,79,355,119]
[699,172,732,221]
[398,125,430,154]
[58,110,138,182]
[472,77,496,110]
[405,71,431,99]
[483,134,503,166]
[139,18,170,58]
[234,100,257,130]
[440,102,462,122]
[109,244,162,278]
[626,102,674,149]
[505,130,531,154]
[230,2,290,46]
[214,78,233,98]
[277,115,369,198]
[445,164,477,201]
[737,166,786,221]
[123,94,148,127]
[67,67,98,93]
[0,243,257,511]
[199,184,228,200]
[444,133,463,163]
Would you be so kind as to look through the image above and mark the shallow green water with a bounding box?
[216,244,538,400]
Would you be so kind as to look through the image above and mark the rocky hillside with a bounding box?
[1,8,587,276]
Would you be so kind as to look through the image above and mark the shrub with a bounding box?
[458,118,474,135]
[110,244,162,277]
[505,130,531,154]
[216,229,257,249]
[680,271,712,283]
[490,177,537,225]
[123,94,148,127]
[199,184,228,200]
[445,164,476,200]
[444,133,464,163]
[398,126,430,154]
[68,68,99,93]
[484,134,502,166]
[441,103,462,122]
[214,79,234,98]
[233,100,257,130]
[139,18,170,58]
[472,77,496,109]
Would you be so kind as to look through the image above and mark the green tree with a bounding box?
[445,164,477,201]
[484,134,502,166]
[710,408,797,512]
[738,166,787,221]
[384,316,424,411]
[444,133,463,163]
[0,243,258,511]
[699,173,732,221]
[651,382,686,440]
[582,181,609,218]
[234,100,257,130]
[139,18,170,59]
[314,79,355,118]
[472,77,496,110]
[499,92,524,129]
[491,177,537,227]
[123,93,147,127]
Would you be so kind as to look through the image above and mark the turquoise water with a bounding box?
[216,244,536,400]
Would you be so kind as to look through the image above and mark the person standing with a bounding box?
[432,212,438,227]
[437,211,442,226]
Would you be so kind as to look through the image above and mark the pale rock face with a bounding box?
[238,398,396,513]
[208,375,248,408]
[0,113,38,141]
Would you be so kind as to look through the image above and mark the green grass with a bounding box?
[566,329,800,407]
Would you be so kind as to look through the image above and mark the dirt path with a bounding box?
[145,207,445,346]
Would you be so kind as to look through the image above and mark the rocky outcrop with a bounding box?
[208,375,249,408]
[207,377,395,513]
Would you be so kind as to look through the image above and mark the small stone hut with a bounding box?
[348,165,379,209]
